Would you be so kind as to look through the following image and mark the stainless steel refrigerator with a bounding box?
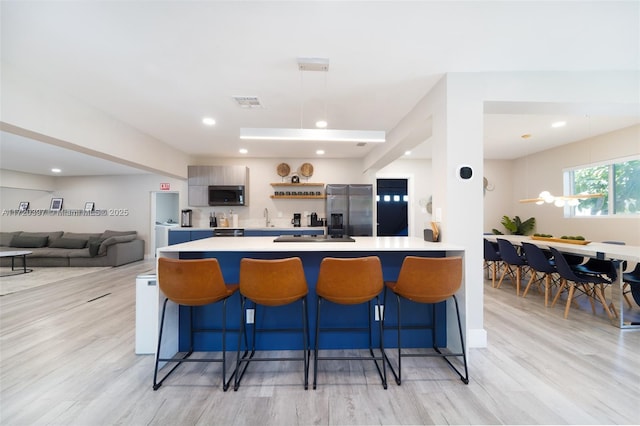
[325,184,374,236]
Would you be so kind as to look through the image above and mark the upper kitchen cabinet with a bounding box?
[188,165,248,186]
[188,165,249,206]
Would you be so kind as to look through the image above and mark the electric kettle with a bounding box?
[181,209,193,227]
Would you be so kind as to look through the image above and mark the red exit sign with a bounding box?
[160,183,170,191]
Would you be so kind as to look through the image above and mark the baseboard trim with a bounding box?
[467,328,487,348]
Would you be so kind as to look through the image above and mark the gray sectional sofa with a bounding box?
[0,230,145,267]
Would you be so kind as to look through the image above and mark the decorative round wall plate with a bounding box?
[277,163,290,177]
[299,162,314,177]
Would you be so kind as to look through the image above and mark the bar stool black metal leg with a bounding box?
[301,296,309,390]
[234,298,257,391]
[375,296,387,389]
[153,300,194,391]
[313,297,322,390]
[382,288,402,385]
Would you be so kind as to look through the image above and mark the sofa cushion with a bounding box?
[98,234,137,256]
[101,230,137,239]
[88,237,106,257]
[28,247,79,258]
[62,232,101,241]
[0,231,21,247]
[20,231,64,242]
[49,238,88,249]
[67,248,92,258]
[10,235,49,248]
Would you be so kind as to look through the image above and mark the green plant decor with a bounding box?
[492,215,536,235]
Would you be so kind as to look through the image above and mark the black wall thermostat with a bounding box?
[458,165,473,180]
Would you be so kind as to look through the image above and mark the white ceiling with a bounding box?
[1,1,639,177]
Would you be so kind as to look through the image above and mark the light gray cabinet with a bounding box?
[187,166,210,186]
[188,186,208,206]
[188,165,248,186]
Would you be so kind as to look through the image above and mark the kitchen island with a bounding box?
[154,236,466,358]
[168,226,325,244]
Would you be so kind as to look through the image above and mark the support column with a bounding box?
[432,74,486,349]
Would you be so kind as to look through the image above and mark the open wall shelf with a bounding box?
[270,183,325,186]
[270,183,325,199]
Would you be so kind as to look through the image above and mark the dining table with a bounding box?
[484,234,640,329]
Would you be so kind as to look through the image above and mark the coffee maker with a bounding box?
[291,213,301,227]
[181,209,193,227]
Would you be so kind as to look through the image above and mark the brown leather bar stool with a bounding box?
[153,257,239,391]
[234,257,310,390]
[383,256,469,385]
[313,256,387,389]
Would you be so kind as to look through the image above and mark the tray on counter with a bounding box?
[531,236,591,245]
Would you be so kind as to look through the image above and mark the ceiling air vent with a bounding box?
[232,96,263,109]
[298,57,329,72]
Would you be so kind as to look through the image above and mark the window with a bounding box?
[564,157,640,217]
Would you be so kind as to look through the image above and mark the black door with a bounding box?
[376,179,408,236]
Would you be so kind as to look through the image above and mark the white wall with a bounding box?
[482,126,640,244]
[511,124,640,245]
[482,160,514,233]
[0,169,56,191]
[0,173,188,257]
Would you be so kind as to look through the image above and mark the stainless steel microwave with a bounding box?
[208,185,245,206]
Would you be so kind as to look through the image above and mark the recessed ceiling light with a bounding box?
[316,149,325,155]
[315,120,328,128]
[202,117,216,126]
[551,121,566,128]
[239,148,248,154]
[51,168,61,173]
[404,151,412,156]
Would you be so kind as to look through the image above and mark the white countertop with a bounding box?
[158,236,465,253]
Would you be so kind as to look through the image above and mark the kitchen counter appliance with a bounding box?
[208,185,245,206]
[291,213,301,227]
[181,209,193,227]
[326,184,373,236]
[213,228,244,237]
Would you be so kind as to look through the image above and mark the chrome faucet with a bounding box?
[264,208,270,227]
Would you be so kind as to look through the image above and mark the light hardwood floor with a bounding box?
[1,260,639,425]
